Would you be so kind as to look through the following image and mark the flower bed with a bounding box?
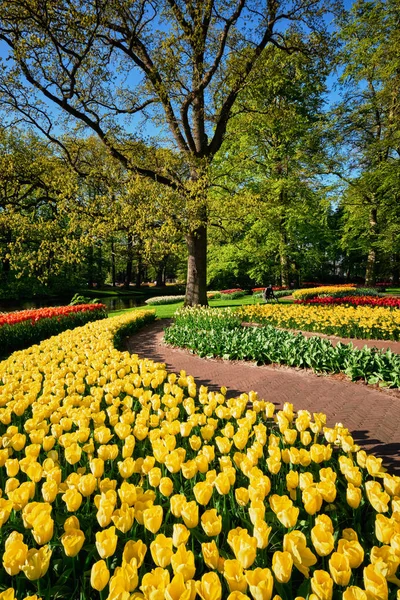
[0,309,399,600]
[0,304,107,358]
[292,286,379,301]
[239,303,400,341]
[145,295,186,305]
[297,296,400,309]
[219,289,247,299]
[165,307,400,387]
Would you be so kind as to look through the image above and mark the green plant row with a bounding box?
[113,310,156,349]
[0,307,108,359]
[164,310,400,387]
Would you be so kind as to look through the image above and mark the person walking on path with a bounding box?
[263,284,279,303]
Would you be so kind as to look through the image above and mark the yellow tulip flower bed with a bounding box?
[0,311,399,600]
[238,303,400,341]
[292,286,358,301]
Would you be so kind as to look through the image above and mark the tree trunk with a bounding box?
[124,233,133,289]
[156,263,166,287]
[185,224,208,306]
[2,228,11,278]
[391,253,399,285]
[87,245,94,289]
[365,207,378,287]
[111,238,116,288]
[279,218,289,288]
[135,253,142,289]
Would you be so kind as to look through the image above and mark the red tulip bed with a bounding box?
[296,296,400,309]
[0,304,107,358]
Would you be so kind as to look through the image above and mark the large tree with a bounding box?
[0,0,331,304]
[332,0,400,285]
[208,39,331,287]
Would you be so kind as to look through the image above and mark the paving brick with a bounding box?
[126,320,400,474]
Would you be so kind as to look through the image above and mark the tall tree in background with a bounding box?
[0,0,331,305]
[333,0,400,285]
[208,40,331,286]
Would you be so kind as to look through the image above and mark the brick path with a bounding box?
[126,320,400,474]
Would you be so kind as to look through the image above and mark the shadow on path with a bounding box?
[125,319,400,475]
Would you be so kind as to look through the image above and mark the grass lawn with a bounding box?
[110,294,293,318]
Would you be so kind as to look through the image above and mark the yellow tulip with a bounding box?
[143,505,163,533]
[227,593,251,600]
[235,488,250,507]
[202,540,220,570]
[223,559,248,593]
[310,570,333,600]
[141,566,170,597]
[337,539,365,569]
[21,545,52,580]
[2,531,28,575]
[41,480,58,503]
[112,503,135,533]
[181,501,199,528]
[365,481,390,513]
[118,482,137,506]
[150,534,173,568]
[347,484,362,509]
[272,551,293,584]
[64,442,82,465]
[302,486,323,515]
[122,540,147,568]
[159,477,174,496]
[311,524,335,557]
[78,474,97,497]
[342,587,367,600]
[95,525,118,559]
[193,481,213,506]
[201,509,222,537]
[31,513,54,545]
[62,488,83,512]
[230,530,258,569]
[253,519,271,549]
[61,528,85,557]
[0,498,13,527]
[170,494,187,517]
[165,573,193,600]
[249,501,265,525]
[90,560,110,591]
[0,590,15,600]
[172,524,190,547]
[245,567,274,600]
[328,552,351,586]
[363,564,388,600]
[283,531,317,578]
[214,472,231,495]
[170,544,196,581]
[196,572,222,600]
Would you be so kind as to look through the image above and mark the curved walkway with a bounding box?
[126,320,400,474]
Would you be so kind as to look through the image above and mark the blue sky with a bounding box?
[0,0,356,143]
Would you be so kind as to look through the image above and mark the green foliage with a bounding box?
[112,311,156,351]
[0,307,108,359]
[69,293,101,305]
[164,308,400,387]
